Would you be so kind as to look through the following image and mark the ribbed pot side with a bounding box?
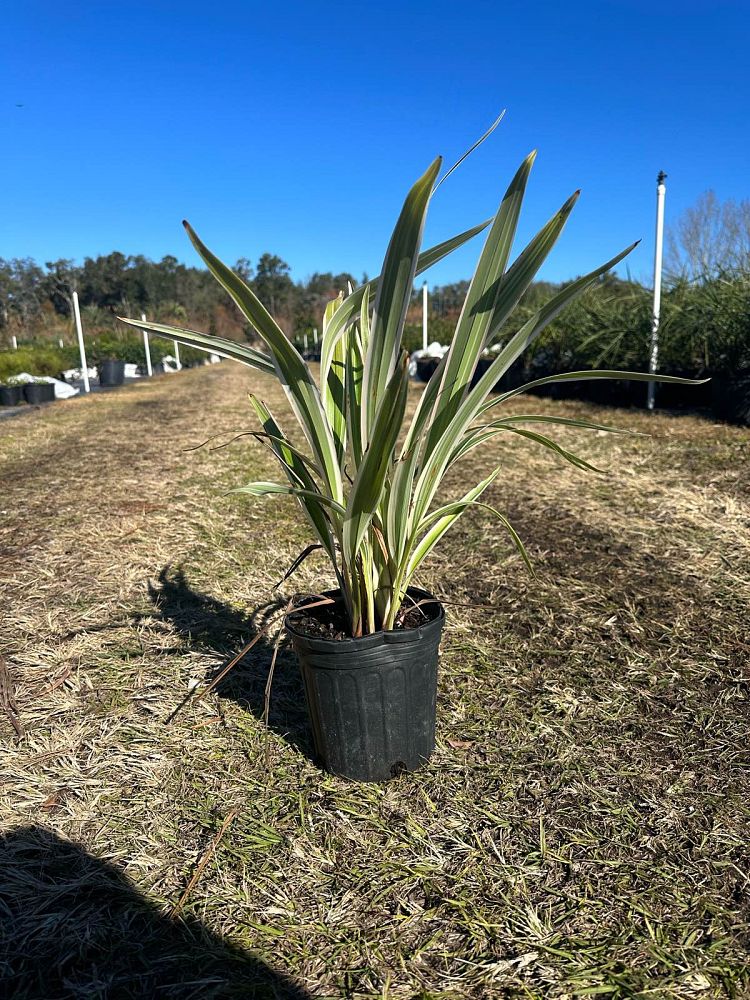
[286,588,445,782]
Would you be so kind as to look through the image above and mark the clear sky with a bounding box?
[2,0,748,288]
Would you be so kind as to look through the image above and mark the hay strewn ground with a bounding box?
[1,363,748,999]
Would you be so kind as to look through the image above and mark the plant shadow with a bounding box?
[144,565,314,759]
[0,824,312,999]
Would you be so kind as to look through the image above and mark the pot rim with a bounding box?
[285,585,444,652]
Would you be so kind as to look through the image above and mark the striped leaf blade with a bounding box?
[248,395,339,564]
[410,240,639,532]
[321,293,347,468]
[117,316,276,375]
[183,221,343,504]
[319,217,492,391]
[361,158,441,441]
[426,151,536,449]
[478,370,710,416]
[342,355,409,569]
[229,481,346,516]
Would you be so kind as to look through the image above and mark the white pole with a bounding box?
[141,313,153,377]
[173,341,181,370]
[58,337,64,349]
[312,327,318,345]
[422,282,428,351]
[647,171,667,410]
[303,332,308,353]
[72,291,90,393]
[11,335,17,350]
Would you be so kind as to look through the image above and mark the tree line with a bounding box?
[0,251,362,343]
[2,190,748,378]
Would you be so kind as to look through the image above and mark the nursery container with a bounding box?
[415,357,440,382]
[23,382,55,404]
[286,587,445,782]
[711,369,750,426]
[0,385,22,407]
[98,360,126,386]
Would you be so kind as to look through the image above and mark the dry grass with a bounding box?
[1,364,749,999]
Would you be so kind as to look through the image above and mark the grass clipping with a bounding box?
[0,362,749,998]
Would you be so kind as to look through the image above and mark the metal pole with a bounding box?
[72,291,90,393]
[173,341,181,370]
[422,282,428,351]
[647,171,667,410]
[141,313,153,376]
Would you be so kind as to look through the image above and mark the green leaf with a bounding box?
[345,301,365,469]
[229,481,346,516]
[321,293,347,467]
[319,218,493,392]
[361,157,441,440]
[426,151,537,450]
[343,355,409,568]
[409,240,639,534]
[433,111,505,193]
[448,411,632,468]
[117,316,276,375]
[182,221,343,504]
[499,425,605,474]
[402,469,532,590]
[248,395,338,564]
[479,370,709,416]
[485,413,631,433]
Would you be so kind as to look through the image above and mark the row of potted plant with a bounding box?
[0,378,56,406]
[413,347,747,424]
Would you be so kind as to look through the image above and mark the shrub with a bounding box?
[0,345,77,381]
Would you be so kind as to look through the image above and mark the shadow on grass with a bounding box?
[145,566,314,758]
[0,825,312,999]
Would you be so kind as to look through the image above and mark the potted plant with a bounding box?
[122,142,703,781]
[23,377,56,404]
[0,377,24,407]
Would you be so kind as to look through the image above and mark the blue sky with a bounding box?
[2,0,748,288]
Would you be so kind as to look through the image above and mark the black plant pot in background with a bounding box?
[651,370,713,411]
[711,369,750,426]
[98,360,126,386]
[583,376,640,408]
[415,357,440,383]
[23,382,55,404]
[0,385,22,406]
[286,587,445,782]
[470,357,493,388]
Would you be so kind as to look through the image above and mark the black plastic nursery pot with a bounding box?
[98,359,126,386]
[470,356,526,393]
[644,370,713,411]
[286,587,445,782]
[415,357,440,382]
[711,369,750,426]
[23,382,55,404]
[0,385,22,406]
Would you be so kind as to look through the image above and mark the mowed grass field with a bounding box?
[1,362,749,999]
